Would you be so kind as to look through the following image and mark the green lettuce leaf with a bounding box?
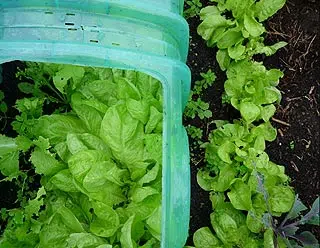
[120,215,144,248]
[145,107,162,134]
[100,103,144,166]
[227,179,252,210]
[193,227,222,248]
[66,233,108,248]
[268,186,295,214]
[53,65,85,93]
[90,201,120,238]
[47,169,79,192]
[210,204,249,246]
[126,98,150,125]
[71,103,103,137]
[35,115,86,144]
[31,148,66,176]
[254,0,286,22]
[146,207,161,241]
[0,135,17,156]
[244,13,265,37]
[0,151,19,179]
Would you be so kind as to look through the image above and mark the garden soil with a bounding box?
[185,0,319,244]
[0,61,23,233]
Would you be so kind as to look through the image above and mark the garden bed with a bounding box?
[0,0,319,246]
[185,0,319,245]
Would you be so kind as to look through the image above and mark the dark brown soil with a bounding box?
[0,62,24,137]
[264,0,319,209]
[0,62,42,234]
[185,0,319,245]
[0,62,22,233]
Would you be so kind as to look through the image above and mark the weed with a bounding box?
[184,0,202,19]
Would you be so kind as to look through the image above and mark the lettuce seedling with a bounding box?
[224,60,283,123]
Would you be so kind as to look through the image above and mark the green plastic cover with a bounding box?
[0,1,191,248]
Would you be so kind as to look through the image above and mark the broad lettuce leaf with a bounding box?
[227,179,252,210]
[210,204,250,246]
[71,103,103,137]
[53,65,85,94]
[145,107,162,134]
[66,233,108,248]
[100,103,144,166]
[35,115,86,144]
[90,201,120,238]
[126,98,150,125]
[47,169,79,192]
[268,186,295,214]
[193,227,222,248]
[146,207,161,241]
[120,215,145,248]
[0,151,19,180]
[0,135,17,155]
[254,0,286,22]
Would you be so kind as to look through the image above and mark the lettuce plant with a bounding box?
[197,0,287,70]
[192,195,319,248]
[224,60,283,123]
[198,120,294,209]
[191,0,320,247]
[0,63,163,247]
[192,120,298,247]
[192,192,289,248]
